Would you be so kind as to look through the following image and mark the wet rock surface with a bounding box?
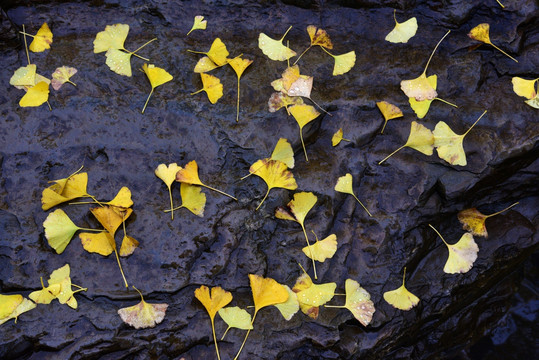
[0,0,538,359]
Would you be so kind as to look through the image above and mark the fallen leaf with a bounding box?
[80,231,114,256]
[194,56,220,73]
[187,15,207,36]
[191,73,223,104]
[46,264,87,309]
[294,273,336,307]
[322,50,356,76]
[44,209,101,254]
[93,23,130,53]
[433,110,487,166]
[19,81,49,108]
[378,121,434,165]
[383,268,420,310]
[188,38,229,66]
[176,160,236,200]
[28,22,53,52]
[29,279,61,305]
[250,159,297,210]
[271,138,295,169]
[511,77,538,100]
[429,225,479,274]
[165,183,207,217]
[335,173,372,216]
[10,64,37,87]
[343,279,375,326]
[142,63,173,113]
[385,10,418,44]
[0,294,23,319]
[294,25,333,64]
[525,95,539,109]
[155,163,183,219]
[274,285,300,321]
[408,76,458,119]
[302,233,337,262]
[468,23,518,63]
[106,187,134,209]
[268,92,304,113]
[118,286,168,329]
[289,104,320,161]
[376,101,403,133]
[91,206,132,237]
[228,56,253,122]
[51,66,77,90]
[41,168,91,210]
[457,202,519,237]
[105,48,134,77]
[258,26,296,61]
[0,297,36,325]
[218,306,253,340]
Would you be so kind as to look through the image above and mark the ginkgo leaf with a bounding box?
[302,233,337,262]
[295,276,336,307]
[93,23,130,53]
[105,48,133,77]
[343,279,375,326]
[47,264,87,309]
[271,138,295,169]
[287,76,313,98]
[80,231,114,256]
[44,209,100,254]
[250,159,297,210]
[524,95,539,109]
[334,173,372,216]
[218,306,253,338]
[320,49,356,76]
[120,235,139,257]
[275,192,319,279]
[468,23,518,63]
[155,163,183,219]
[512,77,538,100]
[41,168,93,210]
[176,160,236,200]
[228,56,253,122]
[383,268,420,310]
[51,66,77,90]
[10,64,37,87]
[166,182,207,217]
[331,128,352,146]
[378,121,434,165]
[377,101,403,133]
[91,206,131,237]
[401,31,451,101]
[408,76,458,119]
[289,104,320,162]
[385,10,418,44]
[195,285,232,360]
[0,297,36,325]
[0,294,23,319]
[194,56,219,73]
[294,25,333,64]
[19,81,49,108]
[272,65,301,93]
[187,15,207,36]
[141,63,173,113]
[457,202,519,237]
[429,225,479,274]
[258,26,296,61]
[118,286,168,329]
[274,285,299,321]
[191,73,223,104]
[106,187,133,209]
[433,110,487,166]
[29,282,61,305]
[27,22,53,52]
[188,38,229,66]
[268,92,304,113]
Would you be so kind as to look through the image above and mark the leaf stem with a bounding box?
[423,30,451,75]
[46,101,52,111]
[299,128,308,162]
[234,312,257,360]
[256,188,270,211]
[114,248,128,288]
[496,0,505,8]
[168,186,174,220]
[142,88,154,114]
[490,43,518,63]
[236,77,240,122]
[164,205,184,213]
[280,26,293,42]
[301,224,317,280]
[403,267,407,286]
[309,97,332,116]
[378,145,405,165]
[428,224,449,246]
[203,184,237,201]
[434,98,458,108]
[320,46,335,58]
[131,38,157,55]
[463,110,487,137]
[190,89,204,95]
[381,120,389,134]
[485,202,519,218]
[293,45,312,65]
[324,304,345,308]
[22,25,31,65]
[211,318,222,360]
[67,80,77,87]
[351,194,372,217]
[221,326,231,341]
[186,49,207,55]
[393,9,398,24]
[77,228,104,232]
[18,31,35,38]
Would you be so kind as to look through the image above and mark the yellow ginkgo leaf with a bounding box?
[176,160,236,200]
[268,92,304,113]
[302,233,337,262]
[195,285,232,360]
[274,285,299,321]
[105,48,133,77]
[155,163,183,219]
[433,110,487,166]
[41,168,92,210]
[105,187,133,209]
[378,121,434,165]
[258,26,296,61]
[429,225,479,274]
[29,281,61,305]
[187,15,207,36]
[512,77,538,100]
[376,101,403,133]
[320,49,356,76]
[188,38,229,66]
[218,306,253,338]
[295,277,336,307]
[408,75,457,118]
[468,23,518,63]
[228,56,253,122]
[401,31,451,101]
[271,138,295,168]
[385,10,418,44]
[194,56,219,73]
[165,182,207,217]
[0,298,36,325]
[331,128,352,146]
[118,286,168,329]
[80,231,114,256]
[524,95,539,109]
[289,104,320,162]
[0,294,23,319]
[457,202,519,237]
[191,73,223,104]
[51,66,77,90]
[119,235,139,257]
[383,268,420,310]
[60,172,90,199]
[19,81,49,108]
[91,206,131,237]
[44,209,101,254]
[324,279,376,326]
[272,65,300,93]
[294,25,333,64]
[141,63,173,113]
[10,64,37,87]
[250,159,298,210]
[28,22,53,52]
[93,23,130,53]
[334,173,372,216]
[47,264,87,309]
